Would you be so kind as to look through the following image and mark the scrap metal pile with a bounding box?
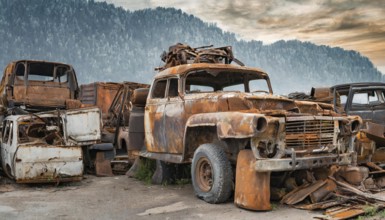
[277,163,385,219]
[156,43,245,71]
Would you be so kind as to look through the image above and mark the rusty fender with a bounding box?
[234,149,271,211]
[185,112,269,139]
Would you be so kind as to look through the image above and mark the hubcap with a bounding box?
[195,157,213,192]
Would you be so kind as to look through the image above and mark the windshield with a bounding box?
[352,89,385,107]
[185,69,271,94]
[16,62,71,83]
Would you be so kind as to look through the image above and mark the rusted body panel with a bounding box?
[79,82,122,117]
[14,145,83,183]
[186,112,267,138]
[0,60,79,112]
[234,150,271,210]
[102,82,149,153]
[1,107,101,183]
[62,107,102,145]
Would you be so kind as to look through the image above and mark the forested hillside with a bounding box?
[0,0,382,94]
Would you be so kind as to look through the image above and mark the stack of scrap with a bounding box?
[280,164,385,220]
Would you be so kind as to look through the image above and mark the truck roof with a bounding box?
[8,60,73,67]
[331,82,385,90]
[155,63,268,79]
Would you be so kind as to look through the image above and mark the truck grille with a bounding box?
[285,120,335,150]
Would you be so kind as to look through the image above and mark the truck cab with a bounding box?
[0,60,79,113]
[1,107,101,183]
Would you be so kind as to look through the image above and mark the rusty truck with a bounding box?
[0,60,104,182]
[1,107,101,183]
[290,83,385,163]
[0,60,80,115]
[127,44,362,210]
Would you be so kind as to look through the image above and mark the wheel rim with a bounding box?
[195,157,213,192]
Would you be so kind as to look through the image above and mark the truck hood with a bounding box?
[185,92,334,116]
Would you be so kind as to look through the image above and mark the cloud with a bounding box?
[100,0,385,69]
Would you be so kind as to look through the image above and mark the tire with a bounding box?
[191,143,233,203]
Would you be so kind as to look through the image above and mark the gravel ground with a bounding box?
[0,175,330,220]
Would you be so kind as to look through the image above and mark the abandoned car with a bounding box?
[291,83,385,163]
[1,107,101,183]
[0,60,80,114]
[127,44,362,210]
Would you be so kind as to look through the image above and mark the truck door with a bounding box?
[370,88,385,126]
[346,87,374,122]
[164,77,185,154]
[1,120,14,176]
[145,79,168,153]
[61,107,101,145]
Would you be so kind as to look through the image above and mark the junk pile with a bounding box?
[278,163,385,219]
[156,43,245,71]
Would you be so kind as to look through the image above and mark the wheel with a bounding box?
[191,143,233,203]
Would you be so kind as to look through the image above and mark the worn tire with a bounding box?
[191,143,233,203]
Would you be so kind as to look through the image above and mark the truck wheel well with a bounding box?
[184,126,249,162]
[184,126,218,160]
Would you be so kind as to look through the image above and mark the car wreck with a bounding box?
[290,83,385,164]
[1,107,101,183]
[0,60,80,114]
[0,60,103,183]
[127,43,362,211]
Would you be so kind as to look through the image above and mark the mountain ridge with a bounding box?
[0,0,382,94]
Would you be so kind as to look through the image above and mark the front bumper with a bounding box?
[254,152,354,172]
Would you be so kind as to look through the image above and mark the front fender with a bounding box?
[185,112,268,139]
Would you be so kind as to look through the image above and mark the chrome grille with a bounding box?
[285,120,335,150]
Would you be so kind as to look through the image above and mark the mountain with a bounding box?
[0,0,382,94]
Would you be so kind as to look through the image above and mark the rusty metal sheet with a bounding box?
[310,179,337,203]
[281,180,326,205]
[14,145,83,183]
[79,82,122,116]
[234,150,271,210]
[61,107,102,145]
[294,199,345,210]
[13,85,70,108]
[363,121,385,147]
[325,205,366,220]
[95,151,113,177]
[337,166,369,186]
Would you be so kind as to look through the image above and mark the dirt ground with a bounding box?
[0,175,328,220]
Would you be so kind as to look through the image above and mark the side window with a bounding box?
[168,78,179,98]
[3,121,9,143]
[340,95,348,105]
[9,121,13,144]
[3,121,13,144]
[352,93,368,105]
[152,79,167,99]
[15,63,25,80]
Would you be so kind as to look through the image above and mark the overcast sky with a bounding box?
[100,0,385,74]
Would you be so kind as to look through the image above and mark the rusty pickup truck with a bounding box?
[127,44,362,210]
[1,107,101,183]
[0,60,80,115]
[305,83,385,163]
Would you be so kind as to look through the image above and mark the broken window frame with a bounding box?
[183,69,273,94]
